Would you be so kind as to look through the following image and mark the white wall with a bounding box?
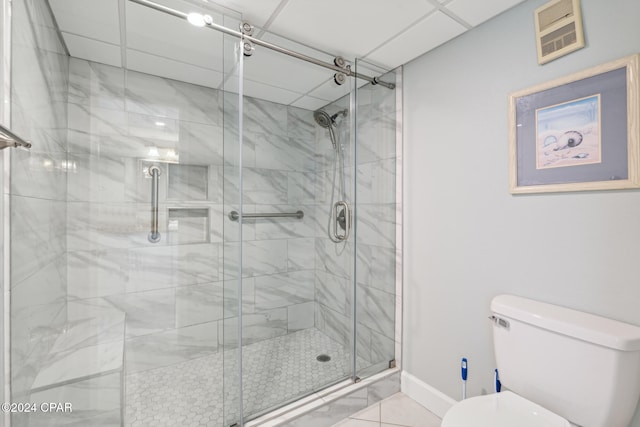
[403,0,640,424]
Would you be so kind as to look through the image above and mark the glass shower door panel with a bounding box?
[238,27,356,422]
[354,59,399,379]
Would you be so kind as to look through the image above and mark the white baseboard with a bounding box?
[401,371,457,418]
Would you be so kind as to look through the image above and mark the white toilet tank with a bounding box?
[491,295,640,427]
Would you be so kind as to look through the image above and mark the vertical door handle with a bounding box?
[148,165,161,243]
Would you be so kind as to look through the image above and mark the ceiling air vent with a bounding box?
[535,0,585,65]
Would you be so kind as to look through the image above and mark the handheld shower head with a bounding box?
[314,109,348,150]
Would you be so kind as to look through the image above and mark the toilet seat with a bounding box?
[441,391,571,427]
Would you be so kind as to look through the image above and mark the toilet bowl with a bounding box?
[441,391,570,427]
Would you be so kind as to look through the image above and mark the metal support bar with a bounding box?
[228,210,304,221]
[128,0,395,89]
[148,166,161,243]
[0,123,31,150]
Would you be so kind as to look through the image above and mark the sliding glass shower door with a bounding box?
[222,26,358,424]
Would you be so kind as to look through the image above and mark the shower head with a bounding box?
[313,109,348,128]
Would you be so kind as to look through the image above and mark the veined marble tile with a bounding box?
[357,158,396,205]
[125,322,218,374]
[288,301,315,332]
[68,58,125,110]
[315,238,354,280]
[177,121,224,166]
[127,243,219,292]
[27,373,122,427]
[167,163,208,201]
[222,308,287,347]
[315,303,351,349]
[287,237,316,271]
[67,250,128,299]
[254,270,315,311]
[287,105,316,141]
[366,372,401,405]
[49,308,125,354]
[10,196,66,284]
[243,96,287,137]
[67,153,128,203]
[254,133,315,172]
[11,255,66,316]
[125,70,221,126]
[355,115,397,164]
[10,149,68,200]
[106,288,175,338]
[369,329,395,366]
[223,239,288,278]
[288,171,316,205]
[254,204,316,240]
[223,277,256,318]
[12,0,67,55]
[356,243,396,294]
[243,168,289,205]
[67,103,128,139]
[175,282,224,328]
[31,340,123,390]
[315,270,351,316]
[356,322,373,364]
[356,283,395,339]
[356,203,396,249]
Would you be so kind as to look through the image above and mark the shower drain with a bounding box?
[316,354,331,362]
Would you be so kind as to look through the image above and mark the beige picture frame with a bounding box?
[508,54,640,194]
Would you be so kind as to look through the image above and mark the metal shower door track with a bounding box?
[128,0,395,89]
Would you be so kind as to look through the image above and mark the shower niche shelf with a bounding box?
[167,207,210,245]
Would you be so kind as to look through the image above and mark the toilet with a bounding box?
[442,295,640,427]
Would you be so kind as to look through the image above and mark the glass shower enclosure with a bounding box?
[2,0,400,425]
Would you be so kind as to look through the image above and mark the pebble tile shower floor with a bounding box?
[125,328,352,426]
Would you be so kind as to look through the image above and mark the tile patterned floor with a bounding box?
[332,393,442,427]
[125,328,353,426]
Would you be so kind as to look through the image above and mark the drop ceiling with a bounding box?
[49,0,525,109]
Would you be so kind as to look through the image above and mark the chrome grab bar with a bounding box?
[0,123,32,150]
[148,166,161,243]
[333,201,351,241]
[228,210,304,221]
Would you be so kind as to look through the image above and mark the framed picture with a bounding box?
[508,54,640,194]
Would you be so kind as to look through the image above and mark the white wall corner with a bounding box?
[401,370,457,418]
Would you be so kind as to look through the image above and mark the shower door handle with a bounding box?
[333,201,351,241]
[148,165,161,243]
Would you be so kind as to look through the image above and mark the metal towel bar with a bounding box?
[228,210,304,221]
[0,123,32,150]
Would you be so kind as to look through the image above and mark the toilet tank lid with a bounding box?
[491,295,640,351]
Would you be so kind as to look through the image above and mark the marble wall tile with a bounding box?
[167,163,208,201]
[125,70,221,126]
[356,283,395,339]
[175,282,224,328]
[254,204,316,240]
[369,329,395,366]
[254,133,315,172]
[12,255,66,317]
[177,121,224,166]
[287,106,316,141]
[287,301,315,332]
[355,115,397,164]
[10,149,68,200]
[106,289,175,338]
[222,308,287,347]
[241,239,288,277]
[243,168,289,204]
[315,238,353,280]
[223,277,256,318]
[356,203,396,249]
[67,153,128,202]
[255,270,315,311]
[357,158,396,204]
[315,303,350,349]
[67,250,128,299]
[10,196,66,284]
[125,322,218,374]
[356,243,396,294]
[243,97,287,137]
[127,243,219,292]
[287,172,316,205]
[315,270,351,317]
[26,372,122,427]
[68,58,125,110]
[287,237,315,271]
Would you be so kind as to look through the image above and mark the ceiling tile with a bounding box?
[62,33,122,67]
[224,76,302,105]
[446,0,525,27]
[269,0,436,60]
[200,0,283,27]
[308,78,352,102]
[49,0,120,44]
[290,96,331,111]
[366,11,467,68]
[126,50,223,88]
[125,1,224,72]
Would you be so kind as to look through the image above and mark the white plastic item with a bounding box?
[442,391,570,427]
[491,295,640,427]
